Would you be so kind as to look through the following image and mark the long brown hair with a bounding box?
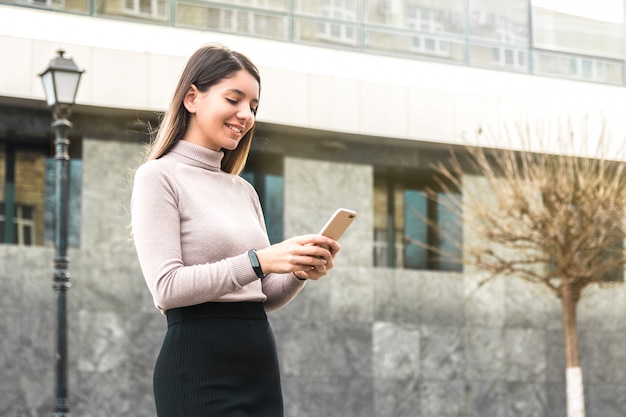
[145,44,261,175]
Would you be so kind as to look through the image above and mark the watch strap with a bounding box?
[247,249,266,279]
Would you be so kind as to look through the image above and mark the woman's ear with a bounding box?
[182,84,198,113]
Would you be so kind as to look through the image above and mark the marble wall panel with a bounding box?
[505,277,561,330]
[464,272,507,327]
[465,327,507,381]
[374,378,421,417]
[420,380,466,417]
[373,321,420,380]
[586,383,626,417]
[374,268,421,324]
[328,265,374,323]
[420,325,465,381]
[282,376,375,417]
[578,284,626,332]
[579,330,626,385]
[505,328,547,383]
[415,271,465,326]
[504,382,548,417]
[466,381,507,417]
[19,246,57,310]
[73,250,145,313]
[80,139,143,253]
[77,310,127,373]
[545,382,567,417]
[282,377,336,417]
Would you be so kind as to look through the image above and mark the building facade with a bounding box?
[2,1,626,416]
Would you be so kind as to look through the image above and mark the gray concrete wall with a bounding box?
[1,140,626,417]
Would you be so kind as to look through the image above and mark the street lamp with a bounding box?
[39,49,84,417]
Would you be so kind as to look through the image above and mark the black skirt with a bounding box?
[153,302,283,417]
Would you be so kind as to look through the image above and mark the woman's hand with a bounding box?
[255,234,341,280]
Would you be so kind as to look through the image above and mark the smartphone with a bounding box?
[318,208,357,240]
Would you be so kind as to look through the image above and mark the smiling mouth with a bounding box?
[226,123,242,134]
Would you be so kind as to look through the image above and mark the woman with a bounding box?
[131,44,340,417]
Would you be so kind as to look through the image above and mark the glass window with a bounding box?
[1,144,48,246]
[294,0,360,47]
[366,0,464,35]
[219,0,290,12]
[294,18,361,47]
[0,203,36,245]
[123,0,169,21]
[470,44,528,71]
[533,50,624,84]
[176,4,289,40]
[17,0,87,13]
[374,173,462,271]
[366,28,466,62]
[531,0,624,59]
[27,0,65,8]
[97,0,168,21]
[294,0,360,20]
[241,154,284,244]
[469,0,528,45]
[44,158,83,248]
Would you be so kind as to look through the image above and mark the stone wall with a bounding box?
[1,139,626,417]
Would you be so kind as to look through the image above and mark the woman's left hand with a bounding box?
[255,234,341,280]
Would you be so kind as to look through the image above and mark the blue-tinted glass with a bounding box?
[437,192,462,271]
[44,158,82,247]
[403,189,428,269]
[0,202,4,242]
[264,175,284,244]
[240,172,255,185]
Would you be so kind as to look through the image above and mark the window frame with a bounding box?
[374,169,463,272]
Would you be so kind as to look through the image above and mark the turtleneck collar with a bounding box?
[168,140,224,171]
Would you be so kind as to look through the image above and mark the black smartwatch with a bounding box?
[247,249,266,279]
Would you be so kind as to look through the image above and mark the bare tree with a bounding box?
[429,117,626,417]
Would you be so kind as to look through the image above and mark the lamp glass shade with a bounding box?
[40,68,82,107]
[52,70,82,106]
[40,70,57,107]
[39,50,84,109]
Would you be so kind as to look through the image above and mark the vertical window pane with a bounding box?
[366,0,465,34]
[44,158,82,248]
[469,0,529,44]
[241,156,284,244]
[15,150,46,246]
[263,175,284,244]
[403,189,428,269]
[222,0,290,11]
[0,202,5,241]
[294,0,359,20]
[373,180,390,267]
[436,192,462,271]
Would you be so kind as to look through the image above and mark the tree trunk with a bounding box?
[561,283,585,417]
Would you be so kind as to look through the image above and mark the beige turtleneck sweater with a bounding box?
[131,140,305,313]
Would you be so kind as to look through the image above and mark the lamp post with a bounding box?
[39,49,84,417]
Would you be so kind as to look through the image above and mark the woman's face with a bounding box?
[183,69,260,151]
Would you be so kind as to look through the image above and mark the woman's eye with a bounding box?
[226,98,237,105]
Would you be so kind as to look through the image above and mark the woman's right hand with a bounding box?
[255,235,341,280]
